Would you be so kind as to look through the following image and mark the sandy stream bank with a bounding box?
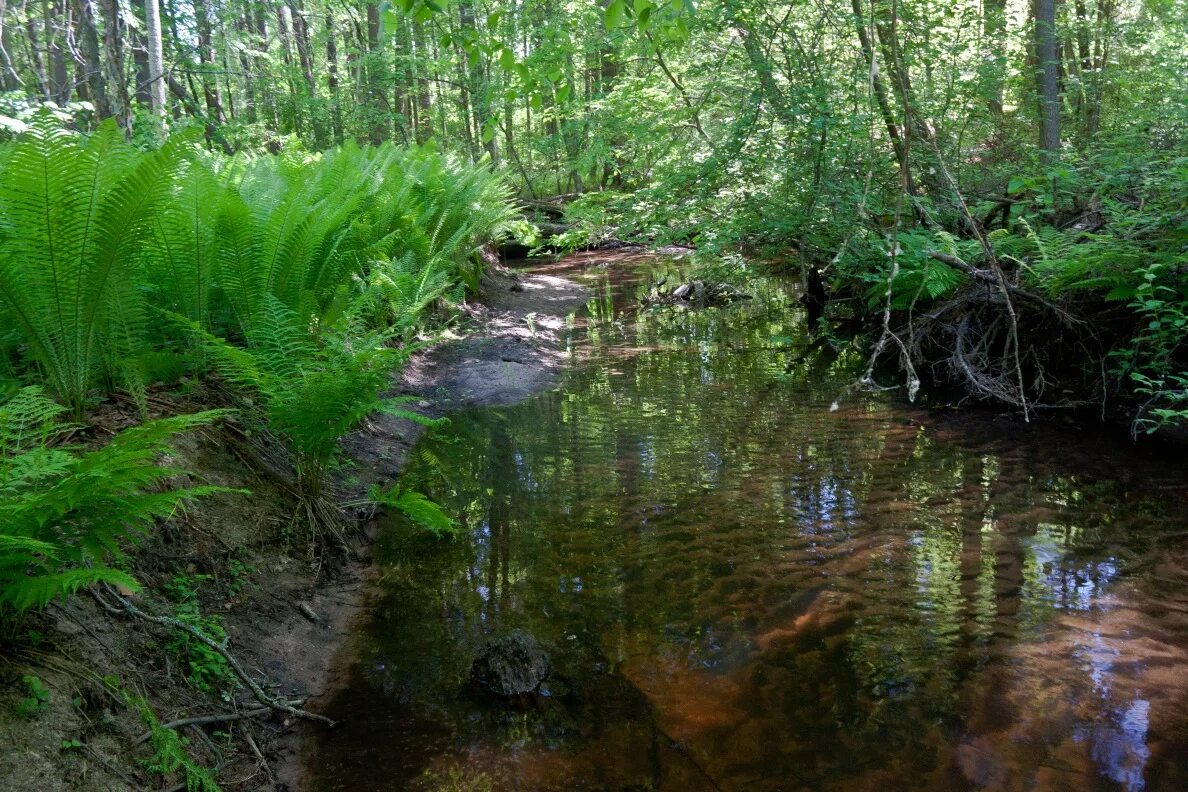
[0,264,590,792]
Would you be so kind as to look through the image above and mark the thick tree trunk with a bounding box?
[74,0,112,119]
[142,0,164,115]
[365,3,386,144]
[98,0,131,133]
[47,1,70,103]
[1034,0,1061,155]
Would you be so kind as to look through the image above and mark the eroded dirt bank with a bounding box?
[0,263,589,792]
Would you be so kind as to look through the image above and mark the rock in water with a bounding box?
[470,630,551,696]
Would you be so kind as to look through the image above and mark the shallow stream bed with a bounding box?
[308,252,1188,791]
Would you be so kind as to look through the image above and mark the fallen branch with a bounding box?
[98,585,337,728]
[134,701,306,745]
[927,250,1081,325]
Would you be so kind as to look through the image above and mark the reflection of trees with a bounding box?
[349,265,1187,790]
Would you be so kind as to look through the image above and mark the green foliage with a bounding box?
[16,674,51,717]
[133,695,221,792]
[0,112,179,413]
[369,485,458,536]
[856,231,967,311]
[1116,264,1188,433]
[161,575,235,694]
[174,300,418,498]
[0,386,229,614]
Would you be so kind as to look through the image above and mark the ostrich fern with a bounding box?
[0,113,182,415]
[173,298,435,503]
[0,387,230,614]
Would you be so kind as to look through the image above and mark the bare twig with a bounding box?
[97,585,337,728]
[134,701,304,745]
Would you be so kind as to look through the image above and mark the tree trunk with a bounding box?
[98,0,131,134]
[325,12,342,143]
[0,0,22,90]
[142,0,165,116]
[413,16,432,143]
[24,3,51,99]
[47,1,70,103]
[846,0,914,186]
[192,0,225,123]
[983,0,1008,118]
[291,3,325,145]
[75,0,112,119]
[234,11,255,122]
[1034,0,1061,155]
[365,3,386,144]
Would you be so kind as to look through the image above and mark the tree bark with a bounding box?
[74,0,112,119]
[983,0,1008,118]
[192,0,225,123]
[96,0,131,133]
[142,0,166,116]
[47,1,70,103]
[1034,0,1061,155]
[0,0,22,90]
[365,3,386,144]
[325,12,342,143]
[23,2,51,99]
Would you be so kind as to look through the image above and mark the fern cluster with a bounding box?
[0,387,228,614]
[0,113,513,546]
[0,112,516,411]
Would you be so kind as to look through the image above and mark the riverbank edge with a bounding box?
[0,262,591,792]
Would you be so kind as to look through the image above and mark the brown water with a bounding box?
[309,253,1188,791]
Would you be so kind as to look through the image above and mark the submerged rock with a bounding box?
[644,279,752,309]
[470,630,551,696]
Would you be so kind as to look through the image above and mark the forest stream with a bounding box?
[306,252,1188,792]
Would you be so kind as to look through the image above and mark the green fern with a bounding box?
[0,386,231,614]
[0,112,182,415]
[172,298,427,499]
[368,484,457,536]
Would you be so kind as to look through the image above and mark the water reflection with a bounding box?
[309,252,1188,792]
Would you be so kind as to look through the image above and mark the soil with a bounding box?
[0,262,590,792]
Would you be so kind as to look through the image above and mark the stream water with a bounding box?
[309,253,1188,791]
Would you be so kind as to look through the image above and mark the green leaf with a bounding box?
[369,487,456,535]
[499,47,516,71]
[606,0,625,29]
[557,84,572,103]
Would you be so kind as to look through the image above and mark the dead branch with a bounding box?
[134,701,305,745]
[97,585,337,728]
[926,250,1081,325]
